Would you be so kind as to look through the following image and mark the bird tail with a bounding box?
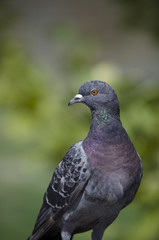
[52,233,62,240]
[27,232,62,240]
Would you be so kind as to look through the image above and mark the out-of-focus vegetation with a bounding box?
[0,1,159,240]
[0,42,159,240]
[115,0,159,41]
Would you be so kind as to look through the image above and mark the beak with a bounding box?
[68,94,83,106]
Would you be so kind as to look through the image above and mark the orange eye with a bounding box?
[91,90,98,96]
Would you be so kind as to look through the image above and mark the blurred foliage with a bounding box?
[0,0,18,41]
[0,42,159,240]
[0,2,159,240]
[115,0,159,41]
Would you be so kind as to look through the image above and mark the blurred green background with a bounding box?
[0,1,159,240]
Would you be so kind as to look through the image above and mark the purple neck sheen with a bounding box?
[82,100,140,177]
[82,106,126,169]
[89,107,121,140]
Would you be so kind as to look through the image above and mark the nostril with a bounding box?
[74,94,83,100]
[74,97,80,100]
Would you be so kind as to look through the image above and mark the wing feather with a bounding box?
[28,141,90,240]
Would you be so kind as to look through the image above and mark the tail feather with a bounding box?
[28,231,61,240]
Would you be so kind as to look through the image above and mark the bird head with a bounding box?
[68,80,120,116]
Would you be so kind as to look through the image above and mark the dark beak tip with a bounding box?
[68,99,75,106]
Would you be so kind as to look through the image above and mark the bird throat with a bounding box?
[92,107,119,126]
[87,106,121,142]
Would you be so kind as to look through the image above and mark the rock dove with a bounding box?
[28,80,142,240]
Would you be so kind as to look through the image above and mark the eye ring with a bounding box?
[91,90,98,96]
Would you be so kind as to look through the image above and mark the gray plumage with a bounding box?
[28,80,142,240]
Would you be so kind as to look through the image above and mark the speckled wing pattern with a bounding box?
[30,141,90,240]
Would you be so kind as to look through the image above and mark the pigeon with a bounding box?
[28,80,142,240]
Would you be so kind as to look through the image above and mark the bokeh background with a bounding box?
[0,0,159,239]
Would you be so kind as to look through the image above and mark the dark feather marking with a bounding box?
[29,141,90,240]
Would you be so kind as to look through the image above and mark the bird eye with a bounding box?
[91,90,98,96]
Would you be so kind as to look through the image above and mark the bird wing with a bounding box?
[29,141,90,240]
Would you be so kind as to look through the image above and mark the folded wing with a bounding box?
[28,141,90,240]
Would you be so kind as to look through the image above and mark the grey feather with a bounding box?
[28,81,142,240]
